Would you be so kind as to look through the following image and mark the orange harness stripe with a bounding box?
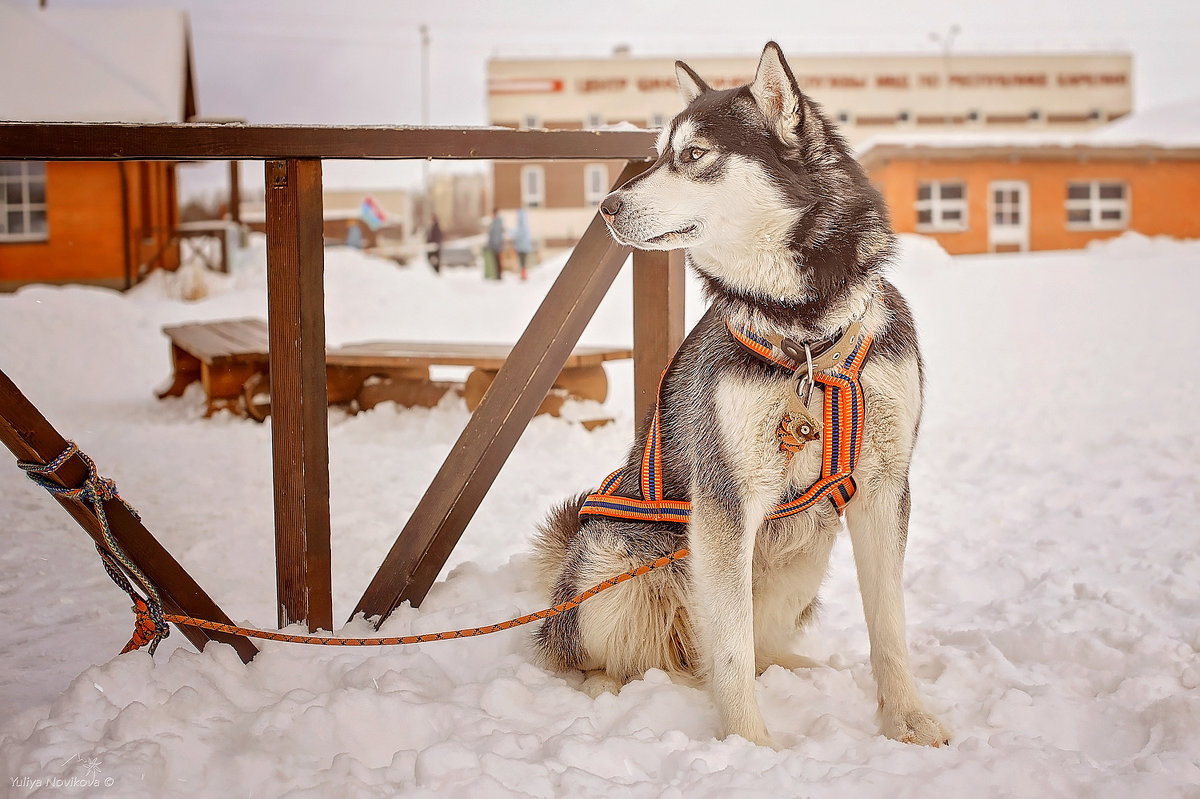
[580,324,871,524]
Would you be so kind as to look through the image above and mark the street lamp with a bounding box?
[929,24,960,128]
[420,24,431,230]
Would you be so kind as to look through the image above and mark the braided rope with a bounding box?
[165,548,690,646]
[19,442,171,654]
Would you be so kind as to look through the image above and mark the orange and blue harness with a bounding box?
[579,321,873,524]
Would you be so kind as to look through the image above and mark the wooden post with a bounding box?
[264,159,333,632]
[632,249,686,424]
[228,161,241,225]
[0,368,259,662]
[352,161,651,624]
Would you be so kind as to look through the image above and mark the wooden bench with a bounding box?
[158,319,632,422]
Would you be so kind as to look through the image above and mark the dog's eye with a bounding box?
[686,147,708,162]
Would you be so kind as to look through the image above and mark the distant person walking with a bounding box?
[513,209,534,281]
[484,210,505,280]
[427,215,444,273]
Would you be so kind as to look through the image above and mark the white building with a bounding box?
[488,50,1132,246]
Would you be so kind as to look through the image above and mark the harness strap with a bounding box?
[580,324,872,524]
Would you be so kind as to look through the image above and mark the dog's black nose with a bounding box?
[600,194,623,218]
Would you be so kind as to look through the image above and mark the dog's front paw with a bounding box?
[882,708,949,747]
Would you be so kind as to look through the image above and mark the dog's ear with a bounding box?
[750,41,804,144]
[675,60,711,105]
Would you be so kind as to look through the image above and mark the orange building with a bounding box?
[860,142,1200,254]
[859,101,1200,253]
[0,7,196,290]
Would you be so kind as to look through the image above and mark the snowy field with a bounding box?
[1,234,1198,797]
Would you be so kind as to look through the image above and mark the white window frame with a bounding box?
[916,180,968,232]
[521,165,545,208]
[584,164,609,208]
[1065,180,1128,230]
[0,161,48,243]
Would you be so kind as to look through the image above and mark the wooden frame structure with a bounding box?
[0,122,684,646]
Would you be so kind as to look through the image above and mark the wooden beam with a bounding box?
[353,160,651,623]
[0,368,258,662]
[264,159,333,632]
[632,249,686,424]
[228,161,241,225]
[0,123,659,162]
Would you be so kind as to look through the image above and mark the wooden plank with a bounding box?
[632,249,687,424]
[327,342,632,370]
[205,321,269,354]
[163,319,270,363]
[0,367,259,662]
[352,160,650,623]
[161,324,245,362]
[0,123,659,163]
[264,159,333,632]
[208,320,270,353]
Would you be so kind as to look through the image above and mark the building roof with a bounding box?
[856,96,1200,168]
[0,5,195,123]
[1089,98,1200,147]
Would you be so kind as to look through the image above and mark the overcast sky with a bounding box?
[30,0,1200,194]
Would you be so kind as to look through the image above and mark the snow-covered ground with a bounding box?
[1,234,1198,797]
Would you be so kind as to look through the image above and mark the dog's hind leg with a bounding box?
[845,476,949,747]
[689,493,777,748]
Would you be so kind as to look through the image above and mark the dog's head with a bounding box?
[601,42,891,301]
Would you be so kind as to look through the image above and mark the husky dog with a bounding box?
[530,42,947,749]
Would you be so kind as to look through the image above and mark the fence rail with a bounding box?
[0,122,659,161]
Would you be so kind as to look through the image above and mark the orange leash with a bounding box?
[147,548,690,648]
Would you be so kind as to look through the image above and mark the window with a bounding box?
[916,181,968,231]
[896,110,911,124]
[650,112,667,129]
[521,165,545,208]
[836,111,854,124]
[520,114,541,130]
[585,113,604,130]
[1028,109,1043,122]
[966,109,981,123]
[584,164,609,207]
[0,162,48,242]
[1065,181,1128,229]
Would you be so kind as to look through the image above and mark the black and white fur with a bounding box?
[530,42,947,749]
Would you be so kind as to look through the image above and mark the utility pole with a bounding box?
[420,24,431,231]
[929,25,960,128]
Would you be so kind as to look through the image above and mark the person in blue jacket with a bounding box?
[513,208,534,281]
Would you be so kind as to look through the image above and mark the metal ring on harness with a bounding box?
[789,340,815,406]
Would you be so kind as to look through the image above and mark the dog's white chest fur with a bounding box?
[713,374,825,502]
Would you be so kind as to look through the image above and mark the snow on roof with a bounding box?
[0,5,194,123]
[1089,97,1200,147]
[856,97,1200,159]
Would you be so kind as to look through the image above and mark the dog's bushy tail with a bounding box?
[530,493,590,671]
[530,492,587,592]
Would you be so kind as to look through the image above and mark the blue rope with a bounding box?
[18,442,170,654]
